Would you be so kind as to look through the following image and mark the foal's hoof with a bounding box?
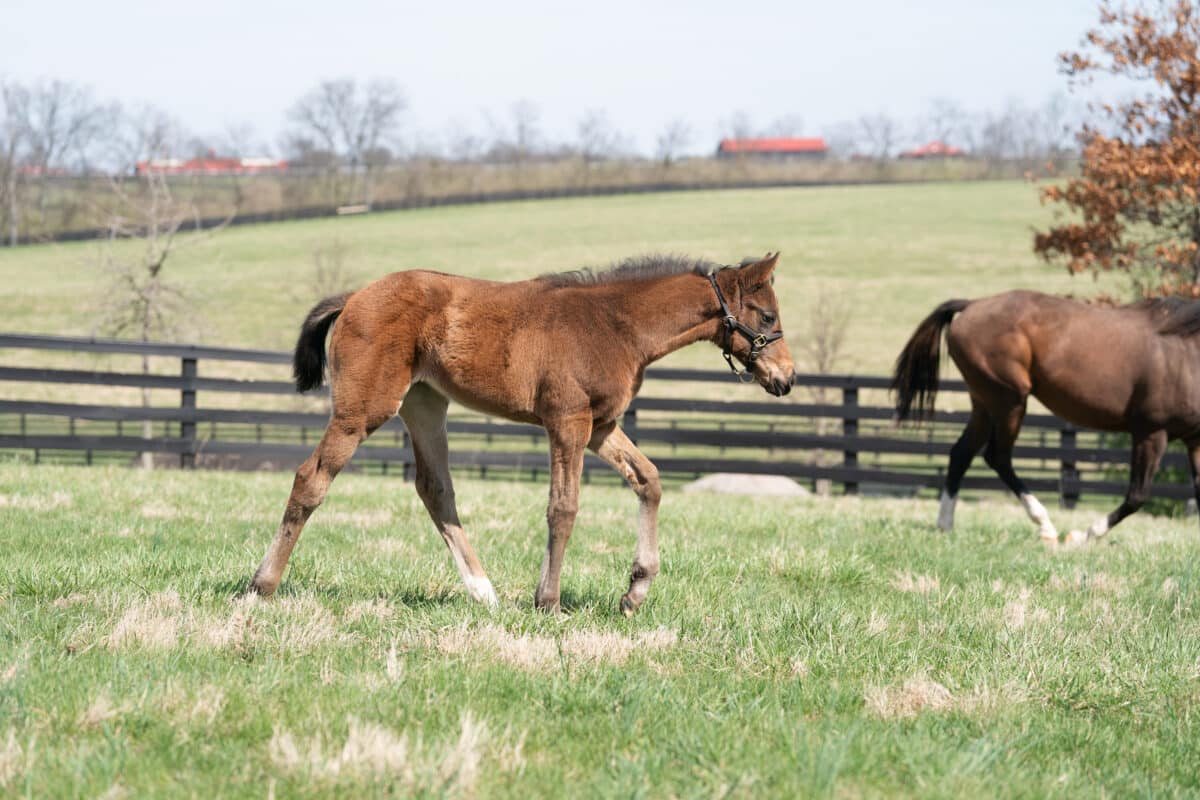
[1065,529,1090,547]
[246,579,276,598]
[619,595,637,617]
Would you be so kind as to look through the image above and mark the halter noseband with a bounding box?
[708,271,783,382]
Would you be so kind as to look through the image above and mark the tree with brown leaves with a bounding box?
[1035,1,1200,298]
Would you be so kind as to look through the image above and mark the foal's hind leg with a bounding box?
[937,403,990,531]
[250,414,369,596]
[983,401,1059,543]
[588,421,662,616]
[1067,430,1167,546]
[400,383,498,607]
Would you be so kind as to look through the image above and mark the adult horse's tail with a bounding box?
[293,293,352,392]
[892,298,970,422]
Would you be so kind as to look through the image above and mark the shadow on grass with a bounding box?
[201,577,459,608]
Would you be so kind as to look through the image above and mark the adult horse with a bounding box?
[892,289,1200,545]
[249,253,795,614]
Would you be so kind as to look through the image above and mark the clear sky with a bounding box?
[3,0,1105,155]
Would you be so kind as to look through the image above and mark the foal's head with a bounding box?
[712,253,796,396]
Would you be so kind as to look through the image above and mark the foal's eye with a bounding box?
[761,311,777,326]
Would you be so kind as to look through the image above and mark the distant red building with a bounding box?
[716,137,828,160]
[899,141,966,159]
[135,155,288,176]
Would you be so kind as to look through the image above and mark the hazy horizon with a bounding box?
[4,0,1107,156]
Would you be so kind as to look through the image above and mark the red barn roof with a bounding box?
[899,140,965,159]
[718,137,828,154]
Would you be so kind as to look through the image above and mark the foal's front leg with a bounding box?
[534,414,591,613]
[588,421,662,616]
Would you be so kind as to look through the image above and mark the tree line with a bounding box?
[0,74,1088,247]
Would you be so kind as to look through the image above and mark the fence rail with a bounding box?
[0,333,1189,504]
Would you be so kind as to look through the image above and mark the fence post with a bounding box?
[842,383,858,495]
[623,404,638,446]
[1060,424,1080,509]
[180,357,197,469]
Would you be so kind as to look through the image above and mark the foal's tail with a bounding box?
[891,298,970,422]
[293,293,352,392]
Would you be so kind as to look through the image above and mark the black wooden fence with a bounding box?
[0,333,1191,505]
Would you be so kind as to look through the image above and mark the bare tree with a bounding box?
[287,78,406,205]
[94,106,234,467]
[822,121,859,161]
[17,80,112,227]
[762,114,806,138]
[718,110,756,141]
[575,109,627,164]
[796,284,854,494]
[510,99,541,162]
[921,97,971,148]
[857,113,900,160]
[445,116,485,162]
[0,81,27,246]
[655,117,692,167]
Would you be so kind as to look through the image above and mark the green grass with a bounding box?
[2,463,1198,797]
[0,180,1125,374]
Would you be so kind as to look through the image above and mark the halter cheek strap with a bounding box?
[708,272,783,381]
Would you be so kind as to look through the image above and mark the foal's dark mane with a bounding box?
[538,254,727,287]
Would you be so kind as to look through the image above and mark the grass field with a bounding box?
[0,180,1126,375]
[1,463,1198,797]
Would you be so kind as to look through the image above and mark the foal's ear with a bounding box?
[740,252,780,289]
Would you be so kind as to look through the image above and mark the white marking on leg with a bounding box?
[1067,515,1110,547]
[937,491,956,531]
[463,574,499,608]
[1019,492,1059,542]
[442,524,498,607]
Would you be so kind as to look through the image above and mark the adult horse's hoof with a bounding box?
[1065,529,1090,547]
[619,595,637,617]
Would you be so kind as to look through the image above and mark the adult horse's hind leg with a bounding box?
[400,383,498,607]
[1187,439,1200,533]
[983,401,1060,543]
[937,403,991,531]
[1067,429,1167,545]
[588,421,662,616]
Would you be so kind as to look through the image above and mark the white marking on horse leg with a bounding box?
[463,574,499,607]
[1067,515,1110,547]
[937,491,956,531]
[443,524,498,608]
[1019,492,1059,542]
[1087,516,1111,539]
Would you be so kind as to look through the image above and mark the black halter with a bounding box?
[708,271,783,381]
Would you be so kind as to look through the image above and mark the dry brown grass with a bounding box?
[434,624,678,672]
[79,691,132,728]
[865,672,1030,719]
[891,571,940,595]
[0,729,34,788]
[345,599,394,624]
[1048,570,1127,595]
[269,713,490,793]
[0,491,71,511]
[104,591,182,650]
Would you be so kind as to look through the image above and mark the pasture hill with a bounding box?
[2,181,1197,796]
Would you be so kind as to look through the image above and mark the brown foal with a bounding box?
[249,253,795,613]
[893,289,1200,544]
